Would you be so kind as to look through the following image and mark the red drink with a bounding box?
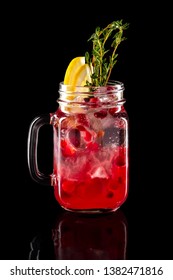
[51,83,129,213]
[27,81,129,213]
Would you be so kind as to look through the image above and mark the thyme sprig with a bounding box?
[85,20,129,86]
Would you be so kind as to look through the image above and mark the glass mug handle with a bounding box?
[27,114,52,186]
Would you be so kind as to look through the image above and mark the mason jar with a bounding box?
[27,80,129,213]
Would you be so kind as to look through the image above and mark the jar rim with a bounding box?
[59,80,125,92]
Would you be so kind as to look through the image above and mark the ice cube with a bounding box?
[87,112,102,132]
[90,166,109,179]
[102,127,125,146]
[101,114,115,129]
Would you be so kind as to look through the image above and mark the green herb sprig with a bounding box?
[85,19,129,86]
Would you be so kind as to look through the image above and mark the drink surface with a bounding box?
[51,100,128,212]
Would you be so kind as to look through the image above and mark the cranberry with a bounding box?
[89,97,99,107]
[109,108,119,116]
[76,114,90,127]
[94,110,107,119]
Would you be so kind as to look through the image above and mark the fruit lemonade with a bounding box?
[52,20,129,212]
[52,84,128,211]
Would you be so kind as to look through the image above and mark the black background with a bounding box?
[1,3,172,260]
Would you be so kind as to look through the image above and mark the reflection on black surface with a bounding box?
[29,209,128,260]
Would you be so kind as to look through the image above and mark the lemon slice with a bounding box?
[62,56,92,113]
[64,56,92,86]
[73,63,92,86]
